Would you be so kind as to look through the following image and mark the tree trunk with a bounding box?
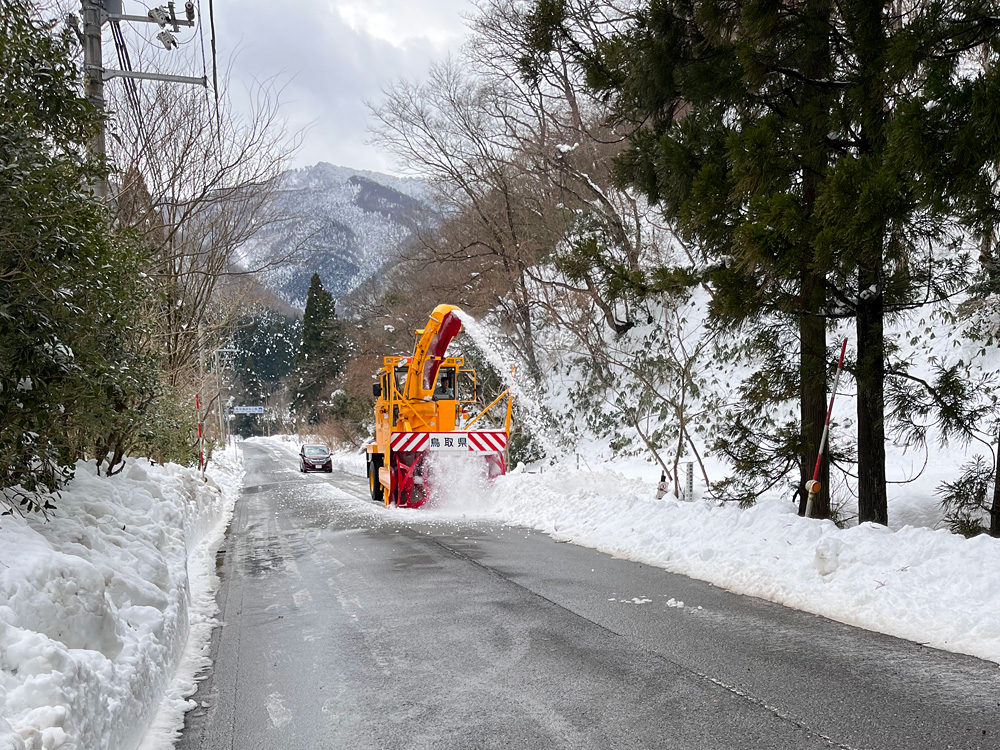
[799,300,829,517]
[797,0,833,518]
[991,434,1000,538]
[856,267,888,525]
[852,0,889,526]
[514,271,541,379]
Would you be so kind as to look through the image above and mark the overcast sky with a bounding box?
[103,0,475,175]
[210,0,474,174]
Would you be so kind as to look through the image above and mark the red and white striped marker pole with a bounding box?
[805,338,848,518]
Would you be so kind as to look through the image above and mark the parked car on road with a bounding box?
[299,443,332,473]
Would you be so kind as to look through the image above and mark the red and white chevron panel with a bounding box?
[390,432,429,452]
[389,431,508,453]
[465,431,508,453]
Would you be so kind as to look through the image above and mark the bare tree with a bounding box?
[369,60,554,376]
[467,0,658,336]
[106,73,299,388]
[365,0,716,469]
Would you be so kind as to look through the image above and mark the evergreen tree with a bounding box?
[228,312,301,436]
[234,312,300,384]
[293,274,348,422]
[936,455,997,537]
[0,1,161,510]
[533,0,1000,524]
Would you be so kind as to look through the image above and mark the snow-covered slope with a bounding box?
[237,163,432,309]
[485,279,1000,529]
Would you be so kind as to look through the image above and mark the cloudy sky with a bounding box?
[212,0,475,174]
[107,0,475,175]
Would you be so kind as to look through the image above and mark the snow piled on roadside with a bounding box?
[0,450,243,750]
[312,439,1000,667]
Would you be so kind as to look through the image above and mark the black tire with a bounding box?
[368,453,384,503]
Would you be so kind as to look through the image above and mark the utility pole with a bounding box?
[78,0,205,198]
[81,1,107,198]
[215,348,237,451]
[215,351,225,449]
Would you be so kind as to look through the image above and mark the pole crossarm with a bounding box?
[105,13,194,27]
[102,69,207,86]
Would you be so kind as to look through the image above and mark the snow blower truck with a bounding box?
[365,304,512,508]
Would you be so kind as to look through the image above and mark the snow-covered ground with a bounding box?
[0,449,243,750]
[2,432,998,750]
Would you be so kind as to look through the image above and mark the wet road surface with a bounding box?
[177,441,1000,750]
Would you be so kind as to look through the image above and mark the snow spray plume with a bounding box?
[454,310,565,461]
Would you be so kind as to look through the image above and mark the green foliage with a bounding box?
[300,273,336,358]
[228,311,301,436]
[327,389,370,423]
[543,0,1000,519]
[557,216,644,313]
[0,2,103,158]
[886,361,998,450]
[233,312,301,384]
[708,326,802,505]
[520,0,570,84]
[293,274,349,422]
[0,2,166,512]
[324,389,373,444]
[508,421,545,466]
[936,456,995,538]
[562,294,721,478]
[962,268,1000,347]
[129,387,199,467]
[710,419,801,508]
[706,320,854,510]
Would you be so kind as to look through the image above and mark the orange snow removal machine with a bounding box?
[365,304,512,508]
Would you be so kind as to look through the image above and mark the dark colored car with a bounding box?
[299,443,332,473]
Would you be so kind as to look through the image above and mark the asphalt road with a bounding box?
[177,441,1000,750]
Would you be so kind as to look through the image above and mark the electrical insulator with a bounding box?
[185,1,195,22]
[156,30,178,50]
[148,7,169,27]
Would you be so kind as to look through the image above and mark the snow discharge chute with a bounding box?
[404,304,464,401]
[366,304,513,508]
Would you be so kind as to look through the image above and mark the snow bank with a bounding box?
[0,450,243,750]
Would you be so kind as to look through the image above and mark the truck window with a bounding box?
[457,370,476,403]
[434,367,456,400]
[394,367,407,395]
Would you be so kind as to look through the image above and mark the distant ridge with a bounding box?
[235,163,432,309]
[281,162,428,201]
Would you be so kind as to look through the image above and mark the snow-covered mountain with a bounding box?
[237,163,432,309]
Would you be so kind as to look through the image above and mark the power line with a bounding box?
[81,0,208,198]
[196,1,213,136]
[206,0,224,162]
[207,0,220,130]
[109,20,143,128]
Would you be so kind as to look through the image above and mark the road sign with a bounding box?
[233,406,264,414]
